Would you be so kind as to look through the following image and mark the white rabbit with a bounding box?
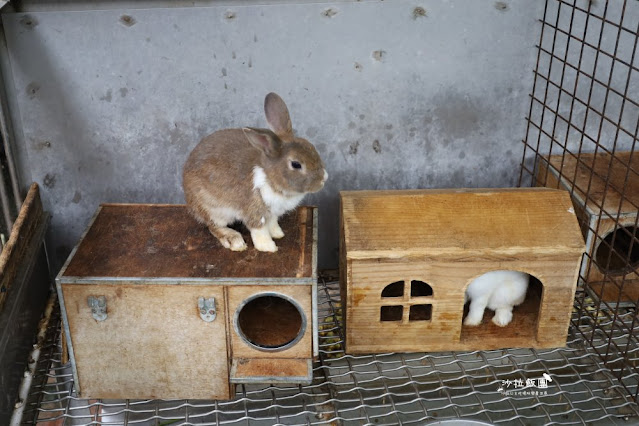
[463,270,529,327]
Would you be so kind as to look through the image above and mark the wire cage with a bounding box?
[14,276,639,425]
[9,0,639,424]
[520,0,639,405]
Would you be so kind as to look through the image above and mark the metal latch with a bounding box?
[198,297,217,322]
[87,296,107,321]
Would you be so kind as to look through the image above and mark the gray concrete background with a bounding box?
[0,0,575,269]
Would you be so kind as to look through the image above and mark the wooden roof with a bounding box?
[62,204,314,279]
[341,188,586,260]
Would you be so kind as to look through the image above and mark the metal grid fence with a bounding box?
[519,0,639,405]
[12,0,639,424]
[15,276,639,425]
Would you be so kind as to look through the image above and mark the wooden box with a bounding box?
[340,188,585,354]
[56,204,317,400]
[537,152,639,302]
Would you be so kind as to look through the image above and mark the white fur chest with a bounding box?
[252,166,306,217]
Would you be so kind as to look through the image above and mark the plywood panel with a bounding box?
[63,205,314,279]
[62,284,230,399]
[344,254,581,353]
[341,188,585,260]
[231,358,311,383]
[541,152,639,216]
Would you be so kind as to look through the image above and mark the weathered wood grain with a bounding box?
[231,358,310,383]
[341,188,585,260]
[341,189,585,354]
[58,204,317,399]
[0,183,43,312]
[62,284,231,400]
[63,204,314,279]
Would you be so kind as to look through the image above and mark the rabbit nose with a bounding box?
[323,170,328,182]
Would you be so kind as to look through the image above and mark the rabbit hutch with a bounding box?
[339,188,585,354]
[55,204,318,399]
[2,0,639,425]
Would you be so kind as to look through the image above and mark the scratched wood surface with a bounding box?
[340,189,585,354]
[231,358,310,382]
[62,284,231,399]
[0,183,43,311]
[63,204,314,279]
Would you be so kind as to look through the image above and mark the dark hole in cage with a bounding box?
[381,281,404,298]
[595,226,639,275]
[237,295,303,349]
[410,280,433,297]
[409,304,432,321]
[380,305,403,321]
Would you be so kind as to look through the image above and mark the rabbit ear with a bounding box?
[264,92,293,139]
[242,127,281,157]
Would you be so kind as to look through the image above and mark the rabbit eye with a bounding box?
[291,160,302,170]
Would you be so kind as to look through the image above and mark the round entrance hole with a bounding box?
[594,226,639,275]
[235,293,306,351]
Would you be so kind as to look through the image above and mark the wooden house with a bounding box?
[340,188,585,354]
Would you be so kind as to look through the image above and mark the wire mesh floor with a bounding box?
[16,275,639,425]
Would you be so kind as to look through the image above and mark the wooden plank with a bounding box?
[341,188,585,260]
[230,358,310,382]
[588,277,639,304]
[0,183,49,423]
[537,157,593,243]
[62,205,314,279]
[61,284,230,399]
[542,151,639,216]
[0,183,43,312]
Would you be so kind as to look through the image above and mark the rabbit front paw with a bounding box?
[268,218,285,239]
[251,227,278,252]
[209,226,247,251]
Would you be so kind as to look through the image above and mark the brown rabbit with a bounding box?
[183,93,327,252]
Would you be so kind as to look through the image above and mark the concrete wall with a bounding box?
[1,0,547,269]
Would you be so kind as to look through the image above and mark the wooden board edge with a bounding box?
[55,205,104,282]
[0,183,44,311]
[339,187,560,199]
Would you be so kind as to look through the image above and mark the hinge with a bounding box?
[198,297,217,322]
[87,295,107,321]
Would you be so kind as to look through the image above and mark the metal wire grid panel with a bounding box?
[13,0,639,424]
[15,276,639,426]
[519,0,639,405]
